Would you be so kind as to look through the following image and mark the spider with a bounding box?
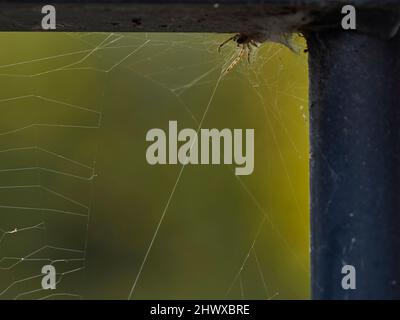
[219,32,300,74]
[218,33,260,74]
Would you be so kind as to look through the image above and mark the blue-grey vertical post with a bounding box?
[307,30,400,299]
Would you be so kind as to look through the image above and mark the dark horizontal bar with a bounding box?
[0,0,399,36]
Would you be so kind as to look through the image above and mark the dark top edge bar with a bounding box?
[0,0,399,35]
[1,0,399,4]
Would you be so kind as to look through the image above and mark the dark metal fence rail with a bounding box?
[0,0,399,34]
[308,30,400,299]
[2,0,400,299]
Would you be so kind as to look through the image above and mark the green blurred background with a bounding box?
[0,32,309,299]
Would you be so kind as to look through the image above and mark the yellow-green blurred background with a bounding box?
[0,32,309,299]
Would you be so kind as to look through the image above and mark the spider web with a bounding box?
[0,32,309,300]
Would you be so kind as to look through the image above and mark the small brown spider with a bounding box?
[218,33,260,74]
[219,32,300,74]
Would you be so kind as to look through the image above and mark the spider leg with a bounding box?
[250,40,259,48]
[218,34,239,52]
[247,43,252,64]
[224,47,245,74]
